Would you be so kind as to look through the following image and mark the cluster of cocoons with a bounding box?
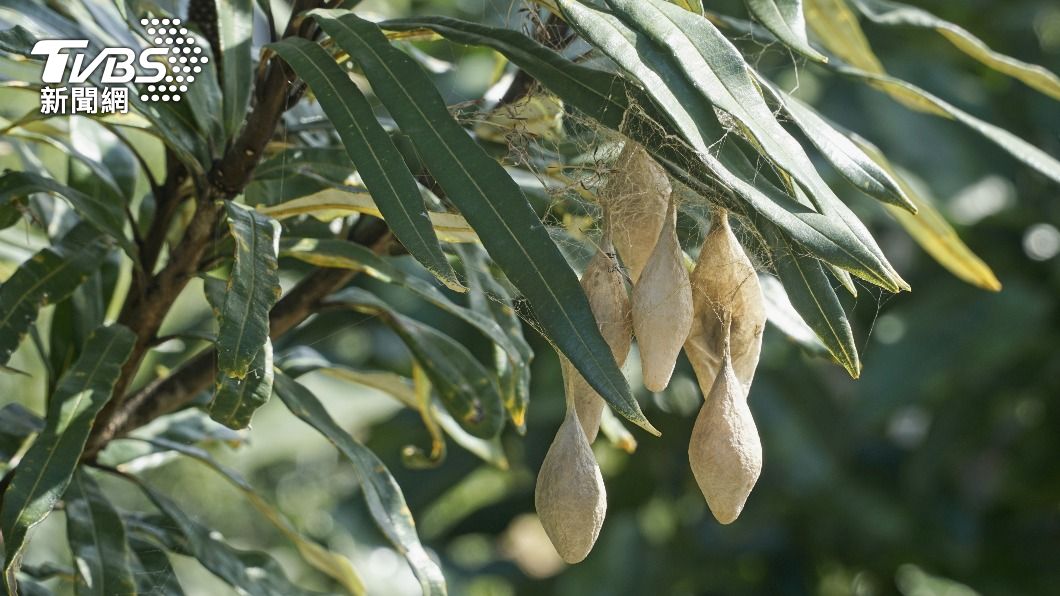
[535,141,767,563]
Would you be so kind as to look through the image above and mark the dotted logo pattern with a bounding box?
[137,17,208,103]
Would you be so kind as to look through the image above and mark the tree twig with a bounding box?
[86,0,327,455]
[85,218,392,457]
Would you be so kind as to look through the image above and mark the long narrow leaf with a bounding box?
[218,0,254,137]
[854,139,1001,291]
[269,37,462,290]
[140,437,365,595]
[308,10,656,434]
[258,189,478,243]
[852,0,1060,100]
[836,65,1060,184]
[743,0,827,62]
[216,202,281,379]
[211,338,274,428]
[457,244,533,431]
[0,224,109,366]
[204,275,274,428]
[0,325,136,589]
[65,469,137,596]
[133,481,319,596]
[380,17,903,290]
[128,537,185,596]
[605,0,904,289]
[280,237,524,369]
[770,234,861,376]
[756,82,914,211]
[273,372,448,596]
[327,287,505,439]
[0,172,135,258]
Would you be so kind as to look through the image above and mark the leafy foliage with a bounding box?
[0,0,1055,593]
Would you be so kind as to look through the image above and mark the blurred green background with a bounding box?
[2,0,1058,594]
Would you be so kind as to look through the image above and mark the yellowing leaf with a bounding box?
[857,140,1001,291]
[852,0,1060,100]
[258,189,479,244]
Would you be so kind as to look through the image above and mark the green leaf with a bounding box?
[247,147,356,205]
[65,470,137,596]
[0,404,43,464]
[836,64,1060,185]
[128,537,185,596]
[133,481,320,596]
[757,83,915,212]
[326,287,505,439]
[758,273,828,354]
[601,0,904,289]
[0,324,136,589]
[97,408,244,471]
[279,237,524,373]
[204,275,274,429]
[272,371,448,596]
[854,140,1002,291]
[218,0,255,138]
[309,10,655,434]
[769,232,861,376]
[216,202,281,380]
[0,172,136,258]
[281,355,509,469]
[418,6,895,292]
[0,225,110,366]
[456,244,533,431]
[139,437,366,595]
[851,0,1060,100]
[211,338,274,429]
[743,0,828,61]
[0,25,38,55]
[268,37,462,292]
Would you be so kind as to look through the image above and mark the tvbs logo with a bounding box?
[31,17,207,108]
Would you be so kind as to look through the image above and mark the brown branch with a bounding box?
[86,0,326,455]
[85,218,392,456]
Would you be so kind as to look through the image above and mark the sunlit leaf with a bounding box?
[855,139,1002,291]
[259,189,479,243]
[743,0,827,61]
[757,83,914,211]
[309,10,656,435]
[601,0,903,289]
[852,0,1060,100]
[836,65,1060,185]
[270,37,462,290]
[402,11,899,292]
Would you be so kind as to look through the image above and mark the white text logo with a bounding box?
[30,17,207,114]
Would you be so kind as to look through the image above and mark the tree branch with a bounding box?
[86,0,327,454]
[85,218,392,457]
